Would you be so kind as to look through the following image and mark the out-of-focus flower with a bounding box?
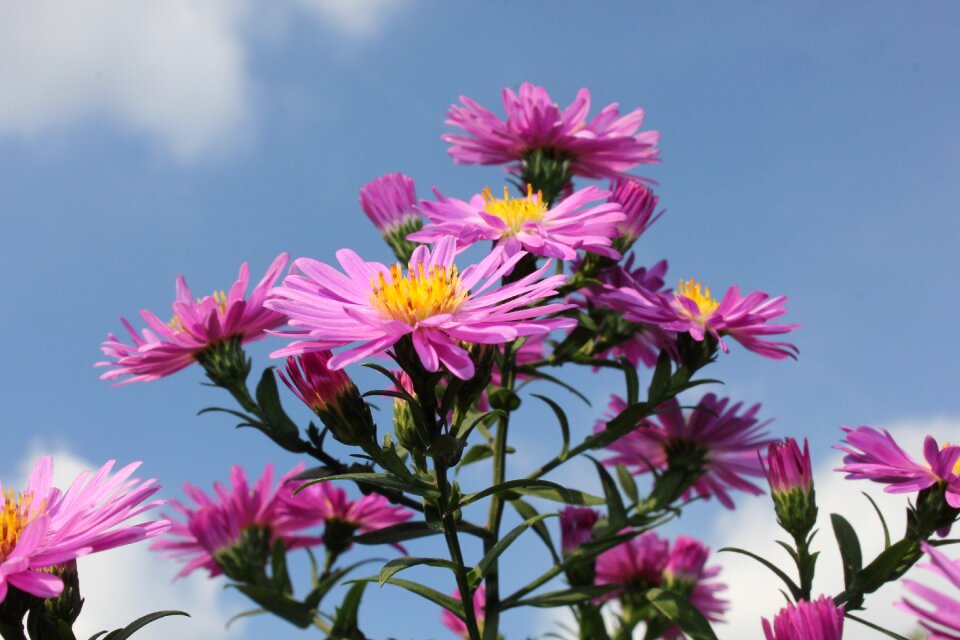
[761,596,844,640]
[609,179,662,254]
[835,426,960,508]
[0,456,168,603]
[601,277,799,360]
[594,530,669,601]
[559,507,599,555]
[601,394,771,509]
[899,541,960,639]
[409,184,625,261]
[662,536,727,638]
[98,254,289,384]
[444,83,659,180]
[762,438,817,536]
[359,173,424,261]
[151,464,317,580]
[440,583,486,638]
[267,236,574,380]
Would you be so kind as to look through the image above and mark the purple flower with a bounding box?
[761,596,844,640]
[408,185,626,261]
[559,507,599,554]
[609,178,663,253]
[595,530,669,599]
[98,254,289,384]
[763,438,813,496]
[444,83,659,180]
[266,236,575,380]
[0,456,168,603]
[280,480,412,536]
[899,542,960,639]
[440,583,486,638]
[835,426,960,508]
[663,537,727,636]
[602,394,772,509]
[359,173,424,260]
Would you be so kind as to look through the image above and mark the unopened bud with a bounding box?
[359,173,424,263]
[762,438,817,537]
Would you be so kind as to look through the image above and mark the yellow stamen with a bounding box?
[943,442,960,475]
[481,184,548,235]
[1,489,42,559]
[369,263,467,325]
[676,278,719,319]
[168,290,229,333]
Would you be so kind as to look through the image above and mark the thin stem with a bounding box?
[793,532,814,601]
[437,464,482,640]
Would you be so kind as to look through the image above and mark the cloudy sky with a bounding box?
[1,2,959,638]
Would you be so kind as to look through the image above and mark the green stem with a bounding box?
[794,532,814,601]
[436,464,483,640]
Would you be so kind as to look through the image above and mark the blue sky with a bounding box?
[1,2,959,638]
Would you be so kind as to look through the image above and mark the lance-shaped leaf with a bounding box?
[468,513,558,588]
[349,577,464,618]
[532,394,570,461]
[720,547,801,601]
[510,499,560,563]
[304,558,383,610]
[297,472,438,500]
[232,585,315,628]
[588,456,627,529]
[255,367,299,439]
[329,582,368,640]
[508,585,618,608]
[459,479,586,508]
[646,588,718,640]
[862,492,891,549]
[831,513,862,589]
[87,611,190,640]
[378,557,459,587]
[648,350,673,403]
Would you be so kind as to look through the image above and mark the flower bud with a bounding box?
[559,507,599,586]
[360,173,424,263]
[762,438,817,537]
[610,178,661,255]
[26,561,84,639]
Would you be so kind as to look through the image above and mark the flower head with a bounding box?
[98,254,289,384]
[359,173,424,261]
[601,394,771,509]
[899,542,960,639]
[409,185,626,261]
[443,83,659,180]
[267,236,574,380]
[0,456,168,603]
[609,179,662,254]
[663,537,727,635]
[151,464,318,580]
[559,507,599,555]
[761,596,844,640]
[595,530,669,600]
[440,583,486,638]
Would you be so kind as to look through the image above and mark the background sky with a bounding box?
[2,2,959,638]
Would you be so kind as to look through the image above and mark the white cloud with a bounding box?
[15,442,245,640]
[295,0,409,39]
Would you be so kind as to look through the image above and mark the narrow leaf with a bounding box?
[831,513,862,589]
[510,499,560,563]
[532,394,570,460]
[647,589,719,640]
[862,492,891,549]
[720,547,801,600]
[97,611,189,640]
[378,557,458,587]
[508,585,617,609]
[469,514,557,587]
[349,577,463,617]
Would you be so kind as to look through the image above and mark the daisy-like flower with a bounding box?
[601,276,799,360]
[662,536,728,635]
[594,530,669,601]
[761,596,844,640]
[601,393,772,509]
[440,583,486,638]
[835,426,960,507]
[443,82,660,180]
[98,254,289,384]
[0,456,168,603]
[151,464,319,579]
[359,173,424,261]
[266,236,575,380]
[408,184,626,261]
[899,541,960,639]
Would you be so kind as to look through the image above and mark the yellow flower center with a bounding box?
[482,185,548,235]
[168,290,229,333]
[369,263,467,325]
[676,278,719,320]
[942,442,960,475]
[1,489,42,559]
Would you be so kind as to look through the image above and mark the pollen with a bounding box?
[482,184,548,234]
[369,263,467,325]
[676,278,720,319]
[1,489,40,559]
[168,290,229,333]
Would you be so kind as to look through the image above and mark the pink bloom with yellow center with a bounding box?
[899,542,960,639]
[266,236,575,380]
[761,596,844,640]
[444,82,660,180]
[0,456,168,603]
[408,184,626,260]
[601,393,772,509]
[98,254,289,384]
[440,583,486,638]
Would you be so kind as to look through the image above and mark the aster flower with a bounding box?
[0,456,168,603]
[662,536,727,632]
[151,463,319,579]
[609,178,663,254]
[408,184,626,261]
[899,541,960,639]
[600,276,799,360]
[266,235,575,381]
[359,173,424,261]
[835,426,960,508]
[601,393,772,509]
[595,530,669,604]
[559,506,599,555]
[443,82,660,180]
[98,254,289,384]
[440,583,486,638]
[761,596,844,640]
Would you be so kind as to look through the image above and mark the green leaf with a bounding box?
[510,499,560,563]
[460,479,584,508]
[458,444,493,469]
[512,485,605,506]
[620,357,640,406]
[297,472,437,499]
[516,369,591,406]
[378,557,458,587]
[349,577,463,617]
[853,538,917,594]
[862,492,891,549]
[93,611,189,640]
[720,547,801,600]
[831,513,862,589]
[233,585,315,628]
[269,538,292,594]
[353,522,443,546]
[588,456,626,529]
[648,350,673,403]
[509,585,617,608]
[304,558,382,610]
[532,394,570,460]
[468,513,558,587]
[615,464,639,505]
[647,588,718,640]
[329,581,368,640]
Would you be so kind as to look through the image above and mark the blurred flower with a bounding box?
[440,583,486,638]
[409,184,625,260]
[359,173,424,261]
[609,179,662,254]
[662,536,727,637]
[762,438,817,537]
[151,464,318,580]
[444,82,659,180]
[267,236,574,380]
[559,506,599,555]
[601,394,771,509]
[761,596,844,640]
[98,254,289,384]
[898,541,960,639]
[595,530,669,601]
[0,456,168,603]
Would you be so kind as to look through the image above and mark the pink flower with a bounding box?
[280,480,412,538]
[763,438,814,496]
[266,236,575,380]
[761,596,844,640]
[408,185,626,260]
[601,277,799,360]
[595,530,669,599]
[151,464,319,579]
[359,173,421,235]
[601,394,771,509]
[0,456,168,603]
[559,507,599,554]
[899,542,960,639]
[440,583,486,638]
[835,426,960,508]
[662,537,727,638]
[443,83,660,180]
[609,178,663,251]
[98,254,289,384]
[278,351,354,414]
